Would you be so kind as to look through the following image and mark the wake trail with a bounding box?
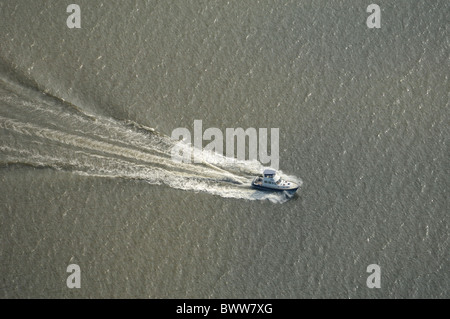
[0,76,302,203]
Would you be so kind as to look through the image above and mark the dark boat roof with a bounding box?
[263,169,276,175]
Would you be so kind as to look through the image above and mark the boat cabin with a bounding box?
[263,169,276,178]
[262,169,281,185]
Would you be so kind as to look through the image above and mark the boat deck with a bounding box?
[252,177,263,186]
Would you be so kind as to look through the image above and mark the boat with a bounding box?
[251,169,299,192]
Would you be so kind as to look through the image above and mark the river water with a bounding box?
[0,0,448,298]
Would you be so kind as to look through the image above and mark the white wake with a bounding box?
[0,76,302,203]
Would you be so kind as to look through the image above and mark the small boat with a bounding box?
[251,169,299,192]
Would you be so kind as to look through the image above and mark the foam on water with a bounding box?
[0,76,302,203]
